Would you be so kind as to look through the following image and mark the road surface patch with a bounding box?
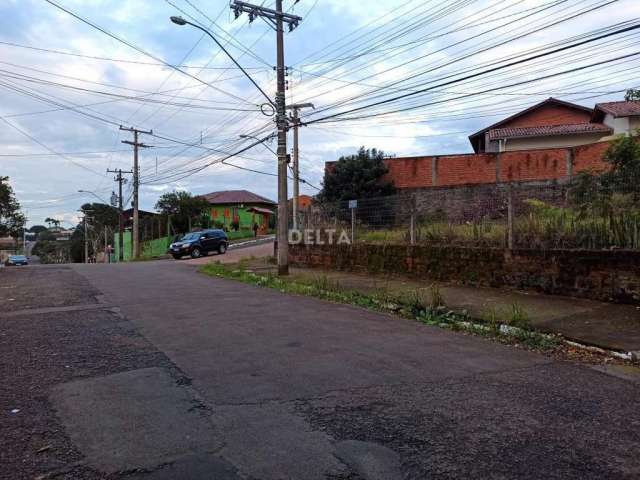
[50,367,222,474]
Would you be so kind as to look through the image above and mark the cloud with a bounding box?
[1,0,638,225]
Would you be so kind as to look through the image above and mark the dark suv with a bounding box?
[168,229,228,259]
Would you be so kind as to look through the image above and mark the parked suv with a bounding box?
[168,229,228,259]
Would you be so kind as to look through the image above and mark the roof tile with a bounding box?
[595,101,640,118]
[200,189,275,205]
[488,123,612,141]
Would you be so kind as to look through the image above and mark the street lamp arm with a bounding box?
[78,190,109,204]
[170,16,275,109]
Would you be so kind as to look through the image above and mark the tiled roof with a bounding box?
[201,189,275,205]
[488,123,612,141]
[594,101,640,118]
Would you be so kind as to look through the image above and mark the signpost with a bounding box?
[349,200,357,244]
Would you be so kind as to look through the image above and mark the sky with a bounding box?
[1,0,640,227]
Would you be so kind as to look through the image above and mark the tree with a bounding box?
[45,217,61,229]
[570,129,640,215]
[317,147,396,203]
[0,176,25,242]
[625,89,640,101]
[80,203,118,230]
[155,191,209,234]
[603,129,640,196]
[30,225,48,236]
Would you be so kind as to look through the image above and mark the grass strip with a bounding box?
[199,262,562,351]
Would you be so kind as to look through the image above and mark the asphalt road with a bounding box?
[2,259,640,479]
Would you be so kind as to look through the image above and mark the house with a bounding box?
[592,100,640,137]
[201,190,275,234]
[325,97,639,190]
[122,208,158,228]
[288,194,314,212]
[469,98,614,153]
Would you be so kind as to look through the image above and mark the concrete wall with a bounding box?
[290,243,640,304]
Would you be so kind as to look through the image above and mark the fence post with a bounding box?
[409,194,417,245]
[410,213,416,245]
[351,207,356,244]
[507,185,514,250]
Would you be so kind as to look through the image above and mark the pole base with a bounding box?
[278,264,289,276]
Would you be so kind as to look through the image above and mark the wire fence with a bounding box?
[298,178,640,250]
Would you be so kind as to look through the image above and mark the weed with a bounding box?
[483,306,501,334]
[200,263,560,353]
[509,302,530,330]
[429,283,444,309]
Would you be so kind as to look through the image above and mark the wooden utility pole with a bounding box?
[231,0,302,275]
[78,210,93,264]
[286,103,314,231]
[107,168,132,262]
[119,126,152,260]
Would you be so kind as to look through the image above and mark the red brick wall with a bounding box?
[377,141,613,188]
[502,104,591,128]
[384,156,433,188]
[326,141,614,189]
[435,154,496,186]
[500,149,567,182]
[572,141,612,175]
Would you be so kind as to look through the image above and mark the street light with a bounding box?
[240,134,277,156]
[169,16,274,108]
[170,16,187,25]
[78,189,109,205]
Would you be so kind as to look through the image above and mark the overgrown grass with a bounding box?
[200,262,561,351]
[350,196,640,250]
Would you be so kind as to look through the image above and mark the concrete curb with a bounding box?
[228,236,275,251]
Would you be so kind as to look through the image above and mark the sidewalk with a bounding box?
[237,260,640,355]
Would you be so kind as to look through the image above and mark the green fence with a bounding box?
[113,231,171,262]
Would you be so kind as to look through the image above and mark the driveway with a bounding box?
[4,260,640,479]
[179,239,274,266]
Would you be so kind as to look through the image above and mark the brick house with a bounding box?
[325,98,639,190]
[468,98,614,153]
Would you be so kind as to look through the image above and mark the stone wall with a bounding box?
[289,243,640,304]
[403,179,570,223]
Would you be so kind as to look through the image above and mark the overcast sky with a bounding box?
[1,0,639,226]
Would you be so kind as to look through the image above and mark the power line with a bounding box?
[302,22,640,125]
[0,114,106,177]
[0,40,270,70]
[43,0,257,105]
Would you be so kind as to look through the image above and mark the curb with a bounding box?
[228,236,275,250]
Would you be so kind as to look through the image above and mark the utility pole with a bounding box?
[232,0,302,276]
[286,103,314,230]
[119,126,152,260]
[78,210,93,264]
[84,216,88,264]
[107,168,133,262]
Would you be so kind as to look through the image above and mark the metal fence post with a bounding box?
[351,207,356,244]
[409,194,417,245]
[410,212,416,245]
[507,185,514,250]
